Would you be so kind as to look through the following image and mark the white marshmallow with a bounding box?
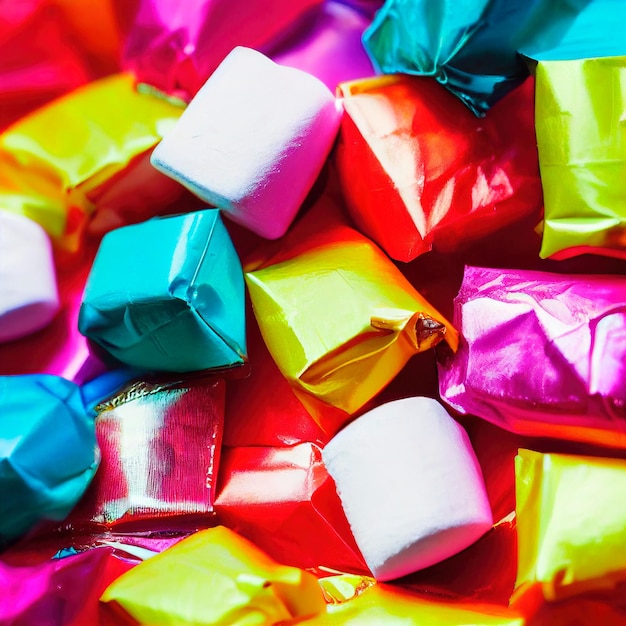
[322,396,493,581]
[151,46,342,239]
[0,211,60,343]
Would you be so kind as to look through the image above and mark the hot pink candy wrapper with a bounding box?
[438,266,626,448]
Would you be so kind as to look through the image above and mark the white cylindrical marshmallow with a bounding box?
[0,211,60,342]
[322,396,493,581]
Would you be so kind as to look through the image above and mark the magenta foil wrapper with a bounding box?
[438,266,626,448]
[123,0,323,100]
[268,1,375,92]
[61,377,225,533]
[0,546,134,626]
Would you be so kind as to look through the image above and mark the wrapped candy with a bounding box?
[0,0,90,130]
[535,56,626,260]
[0,375,99,545]
[215,442,368,574]
[438,266,626,448]
[335,74,542,262]
[514,449,626,602]
[298,574,524,625]
[0,73,183,252]
[0,545,135,626]
[323,397,493,580]
[79,209,247,373]
[100,525,326,625]
[62,376,225,532]
[0,211,59,343]
[361,0,585,115]
[122,0,323,101]
[245,204,458,427]
[151,46,342,239]
[268,1,376,91]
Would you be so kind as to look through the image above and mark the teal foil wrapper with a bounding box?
[78,209,247,373]
[0,374,99,544]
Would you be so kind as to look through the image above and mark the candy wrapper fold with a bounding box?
[122,0,324,101]
[245,209,457,424]
[535,56,626,260]
[215,442,368,574]
[361,0,588,115]
[335,74,542,262]
[100,525,326,625]
[61,377,224,532]
[79,209,247,373]
[0,375,99,545]
[438,266,626,448]
[298,575,524,625]
[0,73,183,252]
[515,449,626,602]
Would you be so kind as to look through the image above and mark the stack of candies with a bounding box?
[1,0,626,624]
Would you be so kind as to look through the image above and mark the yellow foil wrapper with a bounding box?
[535,56,626,260]
[0,73,183,252]
[515,449,626,601]
[100,525,326,625]
[299,575,524,625]
[245,220,458,420]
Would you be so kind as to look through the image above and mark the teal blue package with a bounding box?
[0,374,99,545]
[362,0,610,116]
[78,209,247,373]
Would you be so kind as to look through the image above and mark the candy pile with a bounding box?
[1,0,626,624]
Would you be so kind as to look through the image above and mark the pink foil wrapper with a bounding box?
[0,546,134,626]
[60,377,225,533]
[122,0,323,100]
[438,266,626,448]
[268,1,375,92]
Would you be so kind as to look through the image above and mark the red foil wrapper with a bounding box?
[0,0,90,131]
[62,377,225,532]
[335,75,542,262]
[439,265,626,448]
[215,443,369,576]
[122,0,324,101]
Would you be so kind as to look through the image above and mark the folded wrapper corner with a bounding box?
[0,73,184,253]
[100,525,326,625]
[79,209,247,373]
[514,449,626,602]
[245,219,458,422]
[0,374,99,545]
[438,265,626,448]
[535,56,626,260]
[335,74,542,262]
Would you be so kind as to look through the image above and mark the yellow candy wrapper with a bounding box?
[297,574,524,625]
[244,204,457,425]
[0,73,183,252]
[535,56,626,260]
[514,449,626,602]
[100,525,326,625]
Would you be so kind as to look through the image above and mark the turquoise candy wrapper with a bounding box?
[362,0,594,116]
[78,209,247,373]
[0,374,99,544]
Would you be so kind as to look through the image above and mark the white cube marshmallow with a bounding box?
[151,46,342,239]
[0,211,60,343]
[322,396,493,581]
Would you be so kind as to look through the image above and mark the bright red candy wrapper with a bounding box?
[60,377,225,533]
[122,0,324,101]
[438,266,626,449]
[215,442,369,576]
[335,75,543,262]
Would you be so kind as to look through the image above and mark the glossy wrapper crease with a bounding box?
[438,265,626,448]
[245,204,458,426]
[100,525,326,625]
[535,56,626,260]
